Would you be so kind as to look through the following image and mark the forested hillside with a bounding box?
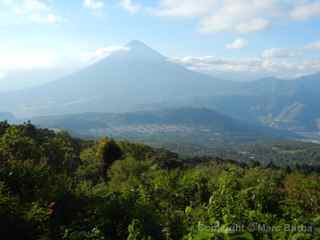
[31,108,297,158]
[0,122,319,239]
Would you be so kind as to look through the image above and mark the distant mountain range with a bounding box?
[187,74,320,133]
[1,40,319,138]
[1,41,235,117]
[0,112,16,122]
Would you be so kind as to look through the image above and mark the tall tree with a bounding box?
[96,138,123,180]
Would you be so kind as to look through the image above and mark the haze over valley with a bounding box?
[2,41,320,145]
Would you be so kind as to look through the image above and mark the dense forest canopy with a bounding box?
[0,121,319,239]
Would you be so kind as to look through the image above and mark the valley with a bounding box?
[1,41,320,167]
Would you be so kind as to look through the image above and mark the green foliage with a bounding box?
[0,121,10,135]
[0,122,80,172]
[96,138,123,180]
[0,160,51,201]
[127,219,153,240]
[76,147,102,183]
[0,126,40,162]
[43,131,81,172]
[63,227,105,240]
[108,156,155,193]
[0,122,319,240]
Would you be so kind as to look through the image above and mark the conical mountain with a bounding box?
[2,41,227,117]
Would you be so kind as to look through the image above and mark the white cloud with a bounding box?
[152,0,216,17]
[15,0,50,12]
[0,50,58,71]
[172,56,262,73]
[262,48,300,59]
[305,41,320,50]
[226,38,248,49]
[200,0,278,33]
[81,46,130,63]
[120,0,141,14]
[152,0,320,34]
[0,0,63,24]
[28,12,62,24]
[83,0,104,10]
[0,45,129,73]
[171,50,320,79]
[236,18,270,33]
[290,2,320,21]
[46,13,61,23]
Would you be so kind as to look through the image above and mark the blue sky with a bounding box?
[1,0,320,84]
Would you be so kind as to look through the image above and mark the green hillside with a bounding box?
[0,122,319,239]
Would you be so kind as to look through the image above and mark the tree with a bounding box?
[43,131,80,172]
[0,126,40,163]
[0,121,10,136]
[127,219,153,240]
[96,138,123,181]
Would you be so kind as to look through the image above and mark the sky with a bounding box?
[0,0,320,88]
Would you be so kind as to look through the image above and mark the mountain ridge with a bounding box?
[31,107,296,145]
[1,41,231,117]
[1,40,320,136]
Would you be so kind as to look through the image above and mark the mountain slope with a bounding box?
[1,41,233,117]
[2,40,319,135]
[188,74,320,133]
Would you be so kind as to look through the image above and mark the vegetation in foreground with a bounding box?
[0,121,319,240]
